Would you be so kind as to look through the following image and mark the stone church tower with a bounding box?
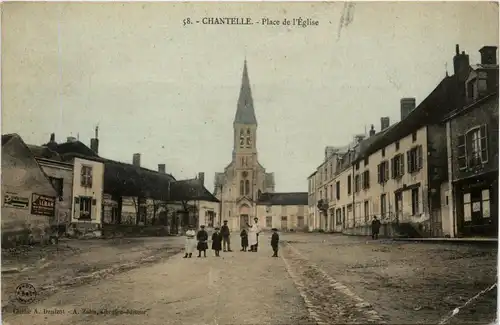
[214,60,275,231]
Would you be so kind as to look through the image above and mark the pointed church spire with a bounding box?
[234,60,257,125]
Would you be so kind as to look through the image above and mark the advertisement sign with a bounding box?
[31,194,56,217]
[3,192,29,209]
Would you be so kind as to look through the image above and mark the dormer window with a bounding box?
[467,78,476,100]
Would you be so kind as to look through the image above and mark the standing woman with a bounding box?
[247,217,261,252]
[183,225,196,258]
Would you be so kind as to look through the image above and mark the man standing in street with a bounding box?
[371,216,381,240]
[248,217,261,252]
[221,220,232,252]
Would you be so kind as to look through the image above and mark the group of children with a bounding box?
[183,224,280,258]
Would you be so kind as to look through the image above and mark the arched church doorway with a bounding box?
[239,204,250,230]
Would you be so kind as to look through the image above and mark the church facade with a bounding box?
[213,61,276,231]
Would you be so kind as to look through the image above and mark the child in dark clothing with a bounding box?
[271,228,279,257]
[196,225,208,258]
[211,227,223,257]
[240,228,248,251]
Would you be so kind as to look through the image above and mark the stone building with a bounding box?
[443,45,498,238]
[213,60,275,231]
[307,171,318,230]
[29,142,74,231]
[25,131,217,236]
[256,192,308,231]
[2,134,58,245]
[306,44,491,238]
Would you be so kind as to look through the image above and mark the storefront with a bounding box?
[454,171,498,237]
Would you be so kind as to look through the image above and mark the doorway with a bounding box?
[395,192,403,222]
[281,216,288,230]
[240,214,249,230]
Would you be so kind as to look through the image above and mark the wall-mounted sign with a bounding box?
[3,192,29,209]
[31,194,56,217]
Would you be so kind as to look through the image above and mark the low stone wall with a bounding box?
[101,224,173,238]
[1,227,51,248]
[1,212,52,248]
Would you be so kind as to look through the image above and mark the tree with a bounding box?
[151,199,167,225]
[132,196,146,225]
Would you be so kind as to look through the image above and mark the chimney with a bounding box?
[369,124,376,137]
[90,125,99,154]
[198,172,205,186]
[90,138,99,154]
[324,146,335,161]
[158,164,166,174]
[453,44,470,82]
[479,46,498,65]
[354,134,365,144]
[50,133,55,143]
[380,117,390,131]
[132,153,141,167]
[400,98,416,120]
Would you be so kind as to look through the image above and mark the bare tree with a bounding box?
[151,199,166,225]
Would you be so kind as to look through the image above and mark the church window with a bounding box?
[246,129,252,146]
[240,180,244,196]
[245,180,250,195]
[240,130,245,147]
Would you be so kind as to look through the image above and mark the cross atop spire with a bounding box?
[234,60,257,125]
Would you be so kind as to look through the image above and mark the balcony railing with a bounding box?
[317,199,329,212]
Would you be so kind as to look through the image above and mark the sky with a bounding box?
[2,1,499,193]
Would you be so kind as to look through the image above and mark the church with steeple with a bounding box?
[214,60,275,231]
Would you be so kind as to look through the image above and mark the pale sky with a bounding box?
[2,2,499,193]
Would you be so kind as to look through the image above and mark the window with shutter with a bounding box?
[479,124,488,163]
[465,125,488,168]
[354,175,360,192]
[417,146,423,170]
[457,134,467,169]
[362,170,370,189]
[80,166,93,188]
[391,157,396,179]
[79,196,92,219]
[384,161,389,182]
[399,154,405,176]
[407,151,411,173]
[377,164,382,184]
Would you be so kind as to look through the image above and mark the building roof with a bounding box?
[471,64,499,71]
[52,141,99,158]
[1,134,14,146]
[25,139,213,202]
[442,91,498,122]
[170,179,220,203]
[27,144,62,160]
[307,170,317,178]
[2,134,59,196]
[257,192,308,206]
[234,60,257,125]
[354,75,462,162]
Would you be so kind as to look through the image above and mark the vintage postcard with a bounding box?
[1,1,498,324]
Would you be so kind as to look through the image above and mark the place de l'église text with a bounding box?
[182,17,319,28]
